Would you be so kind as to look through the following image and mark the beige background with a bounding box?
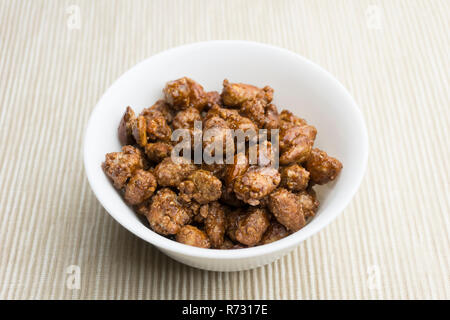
[0,0,448,299]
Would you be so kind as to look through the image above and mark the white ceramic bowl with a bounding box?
[84,41,368,272]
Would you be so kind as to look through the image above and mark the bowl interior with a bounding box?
[84,41,368,259]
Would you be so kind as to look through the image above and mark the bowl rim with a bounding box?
[83,40,368,260]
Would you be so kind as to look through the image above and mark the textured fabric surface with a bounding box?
[0,0,448,300]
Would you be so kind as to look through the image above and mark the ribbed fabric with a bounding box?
[0,0,448,299]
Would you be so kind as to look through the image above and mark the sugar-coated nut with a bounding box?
[279,110,307,128]
[154,157,196,187]
[278,109,317,165]
[184,201,202,222]
[264,104,280,130]
[218,237,235,249]
[203,202,227,248]
[102,145,144,189]
[252,140,276,167]
[206,105,258,134]
[146,188,191,235]
[240,100,280,130]
[220,185,245,207]
[145,142,173,163]
[124,169,157,205]
[233,166,280,206]
[203,91,222,108]
[118,106,136,146]
[201,162,227,179]
[268,188,306,232]
[141,109,172,142]
[136,202,150,216]
[279,124,316,165]
[305,148,343,185]
[226,209,247,242]
[297,189,319,218]
[224,152,249,186]
[163,77,208,111]
[176,225,211,248]
[259,221,290,245]
[280,164,310,192]
[234,207,271,246]
[240,99,266,128]
[221,79,273,107]
[146,99,175,123]
[131,115,148,147]
[172,107,201,130]
[202,114,234,153]
[178,170,222,204]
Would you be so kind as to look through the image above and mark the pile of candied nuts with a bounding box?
[102,77,343,249]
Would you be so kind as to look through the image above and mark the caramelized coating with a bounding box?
[201,162,227,179]
[220,185,245,207]
[297,189,319,218]
[218,237,235,249]
[251,140,276,167]
[239,99,265,128]
[130,108,172,147]
[118,106,136,145]
[146,188,191,235]
[136,202,150,216]
[237,207,271,246]
[176,225,211,248]
[206,105,258,134]
[203,112,229,130]
[145,142,173,163]
[240,100,280,130]
[280,122,316,150]
[131,115,148,147]
[268,188,305,232]
[305,148,343,185]
[279,110,307,128]
[265,104,280,130]
[203,202,227,248]
[154,157,196,187]
[163,77,208,111]
[172,107,201,130]
[216,237,246,249]
[280,164,310,192]
[279,139,312,165]
[185,201,202,223]
[146,99,175,123]
[226,209,247,242]
[102,145,144,189]
[279,115,317,165]
[202,114,234,153]
[172,106,202,147]
[141,109,172,142]
[227,208,270,246]
[178,170,222,204]
[124,169,157,205]
[259,221,290,245]
[233,166,280,206]
[221,79,273,107]
[224,152,249,186]
[204,91,222,108]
